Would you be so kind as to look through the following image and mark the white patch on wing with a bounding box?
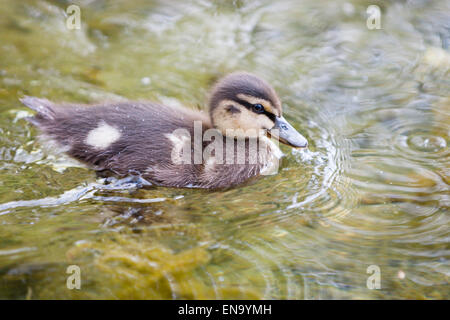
[166,132,189,146]
[85,121,121,150]
[206,156,216,167]
[165,131,192,164]
[204,156,217,172]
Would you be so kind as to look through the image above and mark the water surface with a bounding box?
[0,0,449,299]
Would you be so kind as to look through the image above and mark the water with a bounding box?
[0,0,449,299]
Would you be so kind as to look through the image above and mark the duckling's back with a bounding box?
[21,97,212,186]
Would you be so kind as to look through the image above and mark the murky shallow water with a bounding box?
[0,0,449,299]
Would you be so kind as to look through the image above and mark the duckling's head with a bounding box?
[209,72,308,148]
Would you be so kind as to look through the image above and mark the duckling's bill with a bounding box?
[269,116,308,148]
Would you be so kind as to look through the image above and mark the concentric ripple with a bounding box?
[392,121,449,163]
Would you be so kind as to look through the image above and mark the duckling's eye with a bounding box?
[226,105,241,114]
[252,104,264,113]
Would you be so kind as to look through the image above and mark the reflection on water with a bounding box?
[0,0,448,299]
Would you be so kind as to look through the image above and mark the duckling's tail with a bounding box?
[20,96,56,126]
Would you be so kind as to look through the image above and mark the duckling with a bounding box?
[20,72,307,189]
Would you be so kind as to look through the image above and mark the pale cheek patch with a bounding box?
[85,122,121,150]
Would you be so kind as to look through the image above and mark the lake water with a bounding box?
[0,0,448,299]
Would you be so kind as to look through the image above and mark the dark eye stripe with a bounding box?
[234,98,276,123]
